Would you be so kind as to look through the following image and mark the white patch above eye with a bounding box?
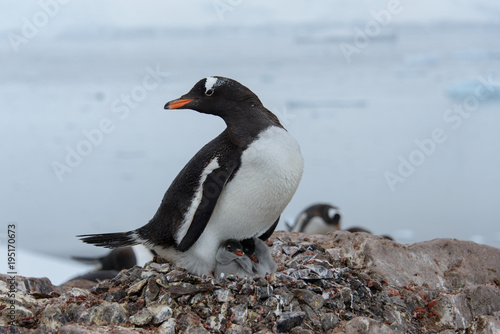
[205,77,218,93]
[328,208,339,219]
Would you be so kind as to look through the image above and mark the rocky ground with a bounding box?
[1,231,500,333]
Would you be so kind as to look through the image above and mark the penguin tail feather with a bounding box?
[77,231,139,249]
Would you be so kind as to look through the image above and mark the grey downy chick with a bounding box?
[241,237,277,275]
[214,239,253,277]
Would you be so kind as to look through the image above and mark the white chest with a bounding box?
[233,126,304,208]
[187,126,304,272]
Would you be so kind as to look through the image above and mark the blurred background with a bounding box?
[1,0,499,284]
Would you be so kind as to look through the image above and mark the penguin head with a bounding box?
[324,205,341,227]
[222,239,244,256]
[241,238,260,264]
[241,238,256,256]
[164,76,263,117]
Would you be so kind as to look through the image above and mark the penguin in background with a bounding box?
[78,77,303,275]
[67,245,155,283]
[66,247,136,283]
[345,227,394,240]
[286,203,341,234]
[287,203,393,240]
[71,247,137,271]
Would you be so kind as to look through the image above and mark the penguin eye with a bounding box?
[205,89,214,96]
[225,244,232,251]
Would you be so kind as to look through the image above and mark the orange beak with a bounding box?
[164,98,194,109]
[249,255,259,263]
[234,251,244,256]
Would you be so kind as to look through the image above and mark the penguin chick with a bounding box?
[241,237,277,275]
[214,239,253,277]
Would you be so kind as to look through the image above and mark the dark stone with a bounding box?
[23,277,61,298]
[176,313,208,334]
[167,283,211,299]
[143,277,160,303]
[165,269,189,282]
[239,283,254,295]
[290,327,314,334]
[122,300,145,316]
[321,312,339,331]
[255,285,273,300]
[292,289,324,310]
[103,287,126,302]
[275,312,306,333]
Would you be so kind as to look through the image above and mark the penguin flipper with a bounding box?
[258,216,280,241]
[177,160,238,252]
[77,231,139,249]
[71,255,102,264]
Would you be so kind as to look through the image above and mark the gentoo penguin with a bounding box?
[345,227,372,234]
[65,270,120,284]
[71,247,137,271]
[345,227,394,240]
[242,237,277,275]
[286,204,341,234]
[78,77,304,275]
[214,239,253,277]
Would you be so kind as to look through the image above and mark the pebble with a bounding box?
[127,278,148,296]
[321,312,340,331]
[129,308,153,326]
[156,318,176,334]
[275,311,306,333]
[230,304,248,324]
[292,289,324,310]
[226,324,252,334]
[78,303,127,326]
[151,306,173,325]
[207,314,226,331]
[214,288,234,302]
[144,278,160,303]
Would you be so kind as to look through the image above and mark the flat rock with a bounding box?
[274,230,500,290]
[58,324,149,333]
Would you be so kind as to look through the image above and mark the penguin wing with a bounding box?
[71,255,102,264]
[137,131,241,252]
[177,150,240,251]
[258,216,280,241]
[237,256,254,275]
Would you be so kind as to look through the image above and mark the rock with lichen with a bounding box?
[1,231,500,333]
